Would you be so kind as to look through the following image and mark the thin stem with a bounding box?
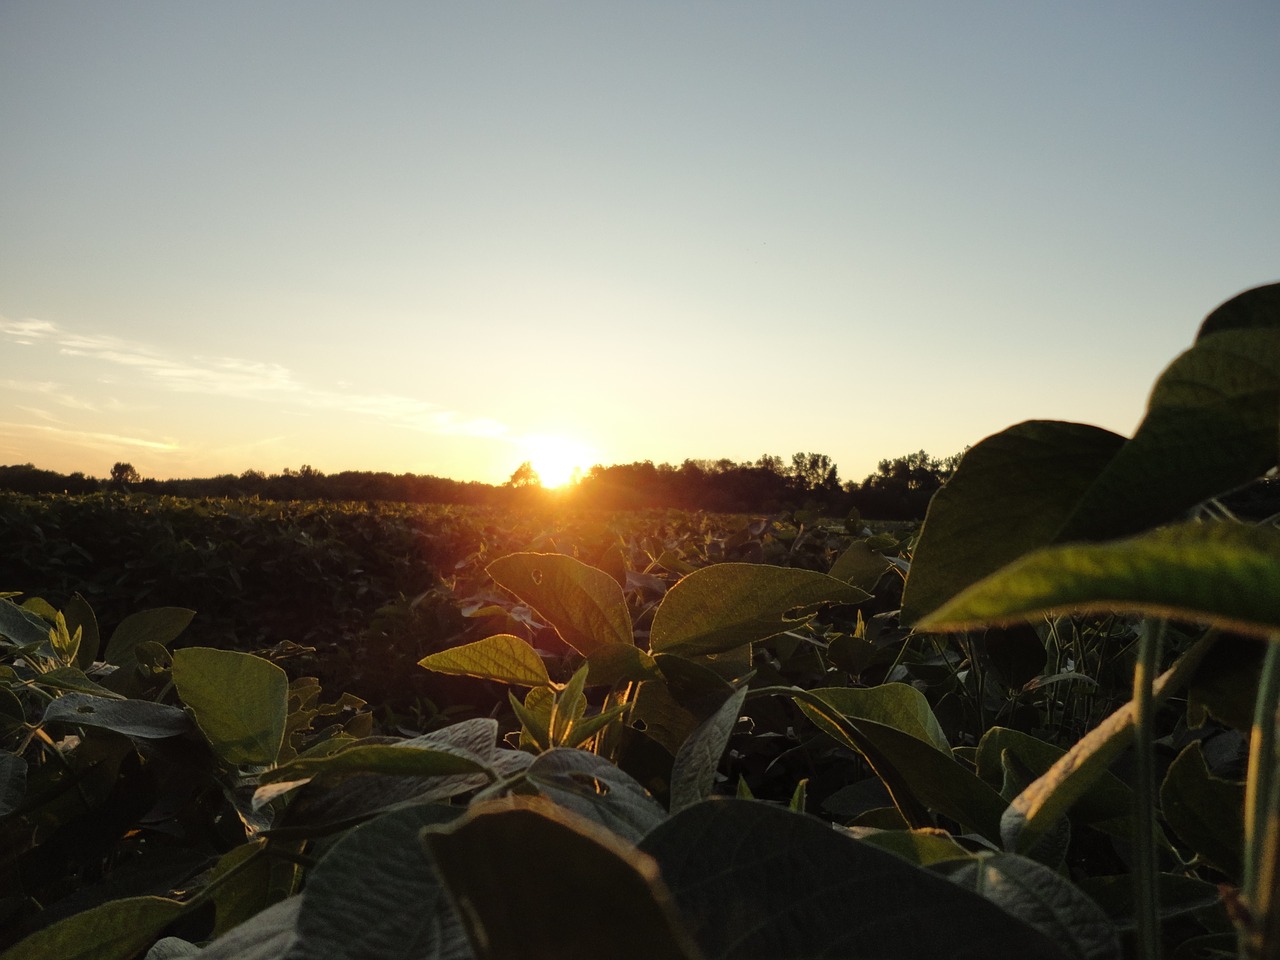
[1133,619,1166,960]
[1240,637,1280,960]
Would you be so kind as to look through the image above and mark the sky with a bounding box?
[2,2,1278,488]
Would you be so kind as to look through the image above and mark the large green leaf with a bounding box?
[287,804,471,960]
[418,634,551,688]
[1,895,186,960]
[104,608,195,666]
[935,853,1121,960]
[1194,281,1280,341]
[650,563,868,657]
[0,597,54,649]
[918,522,1280,640]
[487,553,632,655]
[901,421,1126,625]
[172,647,288,766]
[1056,328,1280,541]
[43,693,193,739]
[422,798,700,960]
[1160,740,1245,881]
[638,800,1072,960]
[808,683,952,754]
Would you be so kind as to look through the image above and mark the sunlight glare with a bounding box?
[523,434,592,488]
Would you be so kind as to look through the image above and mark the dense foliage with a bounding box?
[1,282,1278,960]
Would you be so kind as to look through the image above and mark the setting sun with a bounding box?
[522,434,593,489]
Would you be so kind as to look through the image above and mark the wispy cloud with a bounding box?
[0,378,98,411]
[0,315,508,439]
[0,421,181,453]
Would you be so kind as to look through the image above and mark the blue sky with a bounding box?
[2,2,1277,486]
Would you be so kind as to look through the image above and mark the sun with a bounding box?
[523,434,592,489]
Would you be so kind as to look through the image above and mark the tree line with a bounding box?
[0,449,974,520]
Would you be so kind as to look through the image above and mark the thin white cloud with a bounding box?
[0,378,98,411]
[0,315,509,439]
[0,420,181,453]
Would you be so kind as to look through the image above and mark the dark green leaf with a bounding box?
[423,798,700,960]
[1,895,186,960]
[0,598,54,649]
[1196,281,1280,339]
[43,693,193,739]
[808,683,952,753]
[936,853,1121,960]
[64,594,100,670]
[32,665,125,699]
[639,800,1072,960]
[1056,329,1280,541]
[1076,874,1224,928]
[1160,740,1244,880]
[105,608,195,665]
[901,421,1126,625]
[0,750,25,817]
[288,804,471,960]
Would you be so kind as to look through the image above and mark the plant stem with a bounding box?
[1241,636,1280,960]
[1133,618,1165,960]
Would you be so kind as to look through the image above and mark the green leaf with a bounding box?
[64,594,100,670]
[0,598,54,649]
[935,853,1122,960]
[0,895,186,960]
[550,663,590,745]
[43,693,193,739]
[49,612,80,665]
[422,797,699,960]
[650,563,868,657]
[1076,874,1225,928]
[260,741,492,786]
[998,631,1216,854]
[669,687,747,813]
[486,552,632,655]
[828,539,893,590]
[418,634,551,688]
[289,804,470,960]
[104,608,195,665]
[974,727,1132,825]
[918,522,1280,640]
[796,701,1007,842]
[0,750,25,817]
[510,687,553,752]
[901,421,1126,625]
[526,748,668,842]
[1196,281,1280,339]
[172,647,288,766]
[32,665,126,699]
[585,643,659,687]
[849,827,974,866]
[1160,740,1245,880]
[639,800,1073,960]
[808,683,952,754]
[1056,328,1280,541]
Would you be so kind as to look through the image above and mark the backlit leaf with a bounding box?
[487,553,632,655]
[419,634,551,688]
[669,687,747,813]
[650,563,868,657]
[918,522,1280,640]
[172,647,288,766]
[808,683,952,754]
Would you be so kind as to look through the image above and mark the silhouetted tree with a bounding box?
[507,461,541,488]
[109,462,141,488]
